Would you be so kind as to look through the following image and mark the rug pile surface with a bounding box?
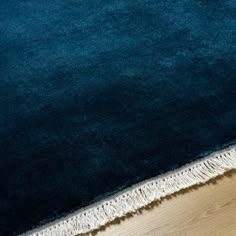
[0,0,236,235]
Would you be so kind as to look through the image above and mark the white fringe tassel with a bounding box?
[23,145,236,236]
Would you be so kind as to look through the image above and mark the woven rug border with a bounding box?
[22,144,236,236]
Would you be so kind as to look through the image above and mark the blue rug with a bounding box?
[1,0,236,235]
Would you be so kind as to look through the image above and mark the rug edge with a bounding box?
[22,144,236,236]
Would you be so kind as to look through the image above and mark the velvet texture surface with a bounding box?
[1,0,236,235]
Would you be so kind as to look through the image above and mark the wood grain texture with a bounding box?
[92,171,236,236]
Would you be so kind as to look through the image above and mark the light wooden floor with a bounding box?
[92,171,236,236]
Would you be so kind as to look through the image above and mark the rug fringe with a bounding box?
[23,145,236,236]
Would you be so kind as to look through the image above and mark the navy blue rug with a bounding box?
[1,0,236,235]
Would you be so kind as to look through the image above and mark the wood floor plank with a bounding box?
[93,171,236,236]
